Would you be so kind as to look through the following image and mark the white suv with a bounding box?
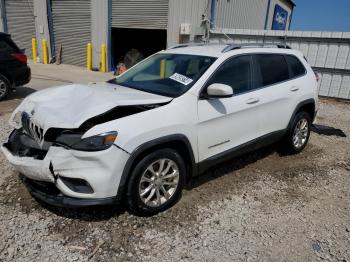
[2,43,319,215]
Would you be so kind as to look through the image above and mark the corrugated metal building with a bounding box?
[0,0,294,69]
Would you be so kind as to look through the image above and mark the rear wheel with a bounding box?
[282,111,311,154]
[0,74,10,101]
[126,148,185,216]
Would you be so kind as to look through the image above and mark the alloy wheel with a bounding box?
[292,118,309,149]
[138,158,180,207]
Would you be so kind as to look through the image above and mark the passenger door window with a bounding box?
[206,55,253,95]
[255,54,289,87]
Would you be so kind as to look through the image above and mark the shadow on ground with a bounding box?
[37,200,127,221]
[312,124,347,137]
[5,86,36,101]
[187,144,277,191]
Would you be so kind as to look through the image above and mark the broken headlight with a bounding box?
[55,131,118,151]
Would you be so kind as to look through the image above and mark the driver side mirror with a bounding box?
[205,83,233,98]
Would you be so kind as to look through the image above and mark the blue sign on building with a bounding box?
[272,4,288,30]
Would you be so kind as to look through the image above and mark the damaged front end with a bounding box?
[2,103,168,207]
[1,82,174,207]
[2,125,130,207]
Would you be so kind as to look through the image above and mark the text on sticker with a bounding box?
[169,73,193,85]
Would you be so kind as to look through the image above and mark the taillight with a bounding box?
[11,53,27,64]
[315,72,320,82]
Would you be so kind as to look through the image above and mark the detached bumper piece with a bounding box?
[22,176,117,208]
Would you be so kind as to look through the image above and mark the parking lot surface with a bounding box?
[0,64,349,261]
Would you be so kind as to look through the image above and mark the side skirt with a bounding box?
[197,130,286,174]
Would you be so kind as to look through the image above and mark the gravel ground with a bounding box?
[0,99,349,261]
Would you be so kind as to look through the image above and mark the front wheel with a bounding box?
[282,111,311,154]
[126,148,186,216]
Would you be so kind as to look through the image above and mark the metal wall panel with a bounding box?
[210,29,350,99]
[215,0,268,29]
[91,0,109,70]
[0,0,6,32]
[167,0,207,47]
[318,71,350,99]
[339,75,350,99]
[51,0,91,66]
[33,0,52,60]
[112,0,169,30]
[4,0,35,57]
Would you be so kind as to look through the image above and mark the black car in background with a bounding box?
[0,32,31,100]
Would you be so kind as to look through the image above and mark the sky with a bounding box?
[290,0,350,32]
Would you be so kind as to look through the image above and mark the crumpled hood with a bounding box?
[11,83,172,132]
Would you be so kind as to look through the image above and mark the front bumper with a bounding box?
[22,176,117,208]
[1,129,130,207]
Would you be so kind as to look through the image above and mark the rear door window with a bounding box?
[285,55,306,78]
[255,54,289,87]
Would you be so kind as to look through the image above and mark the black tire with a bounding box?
[126,148,186,216]
[0,74,10,101]
[282,111,311,154]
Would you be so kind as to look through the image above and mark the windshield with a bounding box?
[110,53,217,97]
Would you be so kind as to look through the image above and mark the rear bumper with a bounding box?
[22,176,117,208]
[12,65,31,87]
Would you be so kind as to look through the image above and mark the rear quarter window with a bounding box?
[285,55,306,78]
[255,54,289,87]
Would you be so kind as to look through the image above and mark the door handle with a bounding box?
[246,97,260,104]
[290,86,299,92]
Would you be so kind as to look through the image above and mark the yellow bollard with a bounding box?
[31,38,37,64]
[87,43,92,71]
[101,43,106,73]
[42,39,48,64]
[160,59,165,79]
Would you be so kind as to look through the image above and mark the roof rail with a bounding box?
[222,43,291,53]
[167,42,230,50]
[167,43,207,50]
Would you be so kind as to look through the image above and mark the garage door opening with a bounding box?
[111,28,167,71]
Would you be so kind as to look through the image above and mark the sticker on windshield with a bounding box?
[169,73,193,85]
